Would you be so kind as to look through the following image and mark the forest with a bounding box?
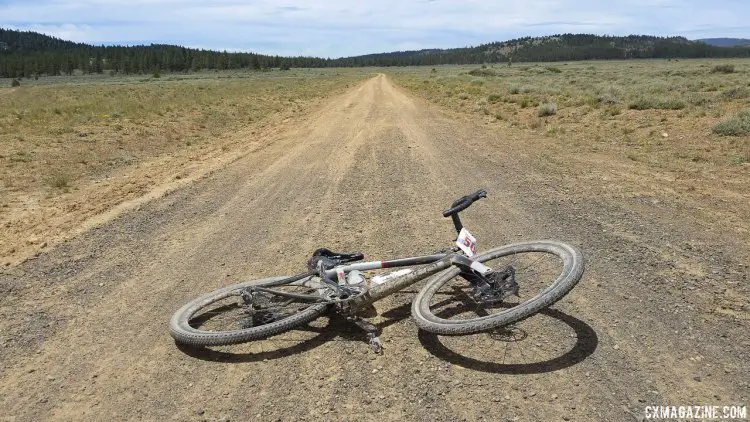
[3,28,750,78]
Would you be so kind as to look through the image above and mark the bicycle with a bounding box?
[169,189,585,353]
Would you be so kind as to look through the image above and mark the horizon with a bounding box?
[2,1,750,58]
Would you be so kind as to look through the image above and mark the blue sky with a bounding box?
[1,0,749,57]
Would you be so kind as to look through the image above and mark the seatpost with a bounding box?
[451,214,463,233]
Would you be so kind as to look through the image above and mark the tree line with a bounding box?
[2,29,750,78]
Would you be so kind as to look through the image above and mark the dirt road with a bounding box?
[1,74,747,421]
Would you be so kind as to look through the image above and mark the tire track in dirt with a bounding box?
[1,74,746,421]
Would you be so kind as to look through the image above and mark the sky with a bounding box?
[1,0,749,58]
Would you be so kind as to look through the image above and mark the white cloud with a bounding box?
[2,0,749,56]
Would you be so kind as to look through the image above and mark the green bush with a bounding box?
[713,110,750,136]
[545,66,562,73]
[710,64,735,74]
[538,103,557,117]
[11,78,20,87]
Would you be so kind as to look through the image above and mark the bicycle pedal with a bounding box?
[368,334,383,354]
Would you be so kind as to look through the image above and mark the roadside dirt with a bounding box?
[1,74,747,421]
[0,86,342,267]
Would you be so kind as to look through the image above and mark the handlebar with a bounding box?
[442,189,487,217]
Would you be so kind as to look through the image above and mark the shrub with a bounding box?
[597,94,618,105]
[538,103,557,117]
[11,79,20,87]
[658,98,687,110]
[508,86,520,95]
[468,68,498,77]
[545,66,562,73]
[628,97,685,110]
[710,64,735,73]
[604,106,622,116]
[596,85,622,105]
[48,173,70,189]
[688,94,712,106]
[729,156,748,165]
[713,110,750,136]
[152,69,161,78]
[629,98,656,110]
[487,93,503,103]
[722,87,750,100]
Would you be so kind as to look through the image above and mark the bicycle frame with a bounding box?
[325,250,495,309]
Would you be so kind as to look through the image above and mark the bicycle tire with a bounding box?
[169,276,330,346]
[412,240,584,335]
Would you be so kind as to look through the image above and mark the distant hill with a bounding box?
[2,28,750,78]
[697,38,750,47]
[0,28,86,52]
[338,34,750,66]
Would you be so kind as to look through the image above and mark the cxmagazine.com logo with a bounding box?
[644,405,747,420]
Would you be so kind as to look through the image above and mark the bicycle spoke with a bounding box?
[427,250,565,321]
[189,284,322,333]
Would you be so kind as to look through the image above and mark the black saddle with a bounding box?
[307,248,364,272]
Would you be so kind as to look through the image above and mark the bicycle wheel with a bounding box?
[169,275,330,346]
[412,240,584,335]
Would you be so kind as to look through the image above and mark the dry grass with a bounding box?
[387,60,750,170]
[387,59,750,236]
[0,69,369,199]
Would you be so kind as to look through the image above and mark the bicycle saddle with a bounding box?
[307,248,364,271]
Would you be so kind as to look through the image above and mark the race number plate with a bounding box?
[456,228,477,257]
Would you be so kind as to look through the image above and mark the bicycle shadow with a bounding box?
[175,315,345,363]
[175,292,418,362]
[175,307,414,363]
[416,306,598,374]
[175,293,597,371]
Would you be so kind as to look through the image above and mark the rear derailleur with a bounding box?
[239,289,284,328]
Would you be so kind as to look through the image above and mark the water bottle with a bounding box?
[346,270,366,285]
